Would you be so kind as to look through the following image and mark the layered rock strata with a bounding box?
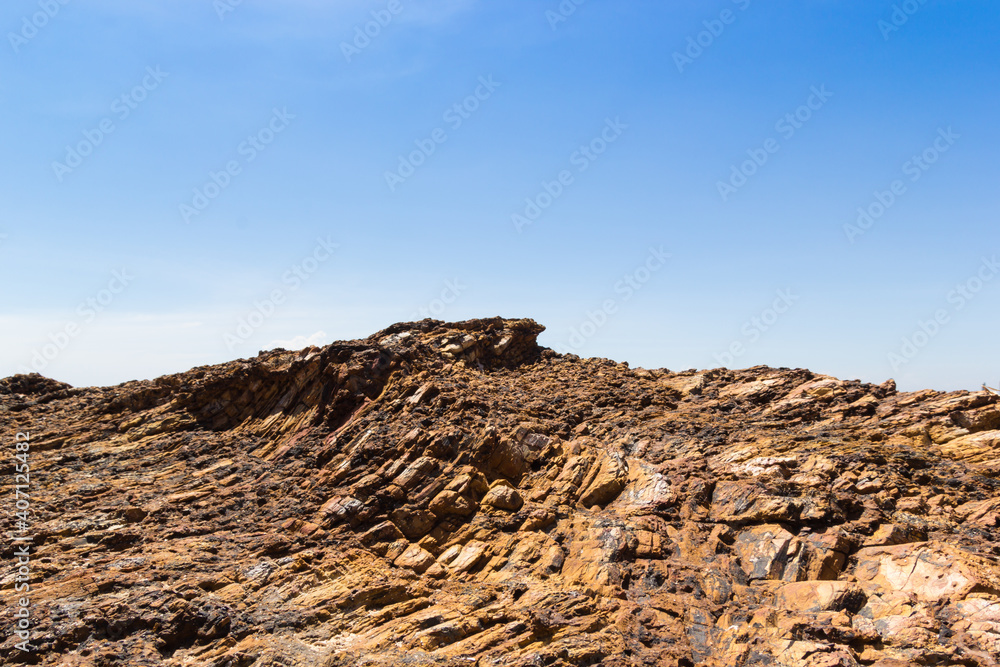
[1,317,999,666]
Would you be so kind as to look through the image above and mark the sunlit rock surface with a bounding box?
[2,318,999,666]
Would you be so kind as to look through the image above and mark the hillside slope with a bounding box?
[1,318,999,666]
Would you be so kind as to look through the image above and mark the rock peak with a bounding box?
[368,316,545,369]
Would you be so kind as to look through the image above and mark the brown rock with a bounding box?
[394,543,436,573]
[428,490,477,517]
[390,507,437,539]
[775,581,866,613]
[936,429,1000,464]
[854,542,1000,603]
[577,451,628,507]
[481,485,523,511]
[5,318,1000,666]
[733,524,797,581]
[863,523,927,547]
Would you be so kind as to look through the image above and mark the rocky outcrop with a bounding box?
[1,317,999,666]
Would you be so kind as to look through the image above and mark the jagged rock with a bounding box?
[734,524,799,581]
[481,484,523,511]
[428,490,476,517]
[936,429,1000,464]
[2,317,999,666]
[394,544,436,573]
[854,542,1000,603]
[576,451,628,507]
[775,580,866,613]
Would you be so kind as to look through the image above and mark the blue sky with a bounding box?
[1,0,997,391]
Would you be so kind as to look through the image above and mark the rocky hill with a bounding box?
[1,317,999,666]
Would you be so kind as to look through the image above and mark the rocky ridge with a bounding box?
[1,317,999,666]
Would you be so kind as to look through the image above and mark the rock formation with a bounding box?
[1,317,999,666]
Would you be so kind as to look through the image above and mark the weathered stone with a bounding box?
[801,528,853,580]
[577,451,628,507]
[446,541,488,573]
[394,543,436,573]
[389,507,437,539]
[392,456,439,490]
[775,581,866,613]
[428,490,477,517]
[480,485,523,511]
[5,318,1000,666]
[854,543,1000,603]
[733,524,796,581]
[936,429,1000,464]
[408,382,440,406]
[486,437,528,480]
[711,481,805,523]
[863,523,927,547]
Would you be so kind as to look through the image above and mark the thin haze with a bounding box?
[1,0,997,392]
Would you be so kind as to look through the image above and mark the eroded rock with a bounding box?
[2,318,999,666]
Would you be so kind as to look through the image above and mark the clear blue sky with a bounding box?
[2,0,997,391]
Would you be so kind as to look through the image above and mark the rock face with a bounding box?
[1,317,999,666]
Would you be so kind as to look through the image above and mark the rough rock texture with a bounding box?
[1,317,999,666]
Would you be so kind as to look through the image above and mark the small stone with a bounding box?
[481,486,523,512]
[393,544,435,573]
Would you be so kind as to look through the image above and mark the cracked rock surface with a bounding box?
[1,317,999,666]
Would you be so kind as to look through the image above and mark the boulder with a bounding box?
[481,485,523,512]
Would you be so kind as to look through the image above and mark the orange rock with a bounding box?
[6,318,1000,666]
